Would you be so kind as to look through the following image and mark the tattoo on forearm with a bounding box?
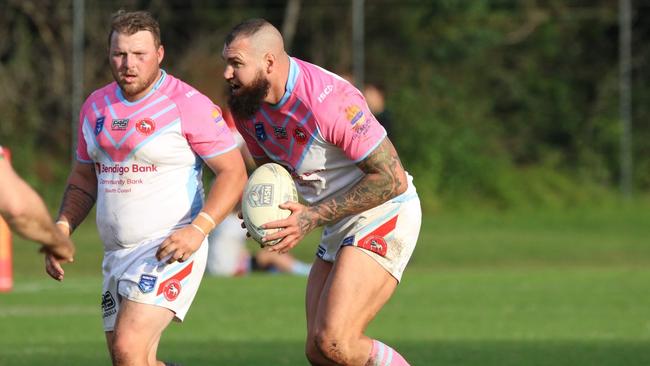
[304,139,406,231]
[58,184,96,232]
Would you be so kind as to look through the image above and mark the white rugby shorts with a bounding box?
[316,176,421,282]
[101,235,208,331]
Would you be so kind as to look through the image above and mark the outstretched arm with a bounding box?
[263,137,407,253]
[0,154,75,262]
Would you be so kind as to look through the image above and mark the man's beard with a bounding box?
[228,71,270,121]
[111,68,159,100]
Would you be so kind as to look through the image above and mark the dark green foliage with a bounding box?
[0,1,647,210]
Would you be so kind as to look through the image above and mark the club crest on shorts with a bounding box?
[162,279,182,301]
[135,118,156,135]
[138,274,157,293]
[358,235,388,257]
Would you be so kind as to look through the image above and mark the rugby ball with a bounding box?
[242,163,298,246]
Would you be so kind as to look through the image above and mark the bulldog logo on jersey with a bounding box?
[135,118,156,136]
[293,127,307,144]
[94,116,105,136]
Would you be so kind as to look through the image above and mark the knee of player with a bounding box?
[312,330,354,363]
[110,334,140,365]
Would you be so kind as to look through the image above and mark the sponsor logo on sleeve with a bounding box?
[317,84,334,103]
[138,274,157,293]
[94,116,105,136]
[111,118,129,130]
[135,118,156,136]
[212,109,224,124]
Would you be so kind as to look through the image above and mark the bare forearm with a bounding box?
[4,186,66,246]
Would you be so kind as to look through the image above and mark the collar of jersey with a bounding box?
[269,57,299,110]
[116,69,168,106]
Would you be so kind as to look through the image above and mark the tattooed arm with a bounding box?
[55,161,97,235]
[45,161,96,281]
[263,137,407,253]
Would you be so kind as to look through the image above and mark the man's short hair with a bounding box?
[108,10,161,49]
[225,18,272,46]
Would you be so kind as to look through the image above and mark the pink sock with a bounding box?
[367,339,410,366]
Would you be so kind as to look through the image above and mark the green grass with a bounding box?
[2,201,650,365]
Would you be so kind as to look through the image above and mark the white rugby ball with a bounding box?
[242,163,298,246]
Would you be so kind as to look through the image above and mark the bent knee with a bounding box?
[111,334,144,365]
[309,330,357,364]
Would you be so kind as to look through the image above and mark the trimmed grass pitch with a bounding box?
[1,202,650,365]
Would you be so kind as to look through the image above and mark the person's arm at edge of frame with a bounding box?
[156,148,247,264]
[45,161,97,281]
[0,155,76,262]
[263,137,407,253]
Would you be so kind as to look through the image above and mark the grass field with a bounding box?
[1,201,650,365]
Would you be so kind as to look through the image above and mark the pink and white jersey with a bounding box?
[235,58,387,204]
[77,70,236,249]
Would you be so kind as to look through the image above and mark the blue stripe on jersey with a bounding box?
[127,95,168,119]
[150,103,176,119]
[125,118,180,161]
[91,102,102,118]
[281,99,302,128]
[83,117,113,163]
[199,142,238,160]
[260,108,278,128]
[104,95,118,119]
[116,70,167,106]
[187,157,203,218]
[271,58,300,110]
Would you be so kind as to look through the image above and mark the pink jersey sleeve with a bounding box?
[180,96,237,158]
[316,85,386,162]
[234,121,266,158]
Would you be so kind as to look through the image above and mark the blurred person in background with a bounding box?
[0,145,75,266]
[222,19,421,366]
[364,83,393,138]
[206,109,311,277]
[46,10,246,366]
